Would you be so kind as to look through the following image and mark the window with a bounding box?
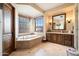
[35,16,44,32]
[19,15,30,33]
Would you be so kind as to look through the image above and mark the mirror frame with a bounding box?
[52,13,66,30]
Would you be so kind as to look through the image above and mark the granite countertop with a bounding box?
[46,32,74,35]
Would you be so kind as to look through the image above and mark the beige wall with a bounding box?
[44,5,75,32]
[44,4,79,50]
[66,10,75,31]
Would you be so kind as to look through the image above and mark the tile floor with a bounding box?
[10,42,73,56]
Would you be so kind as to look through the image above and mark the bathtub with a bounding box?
[16,33,43,49]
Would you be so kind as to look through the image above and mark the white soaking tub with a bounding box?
[16,33,43,49]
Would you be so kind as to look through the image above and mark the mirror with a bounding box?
[52,14,66,30]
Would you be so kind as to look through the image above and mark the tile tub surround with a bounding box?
[16,37,43,49]
[10,42,73,56]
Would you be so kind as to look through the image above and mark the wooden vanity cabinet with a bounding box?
[46,33,74,47]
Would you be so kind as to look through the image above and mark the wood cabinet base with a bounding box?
[46,33,74,47]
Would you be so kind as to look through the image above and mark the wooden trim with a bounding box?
[35,18,36,31]
[4,3,12,10]
[35,16,44,32]
[11,4,15,51]
[19,14,33,19]
[52,13,66,30]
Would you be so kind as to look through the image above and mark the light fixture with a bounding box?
[49,20,52,25]
[67,19,71,23]
[49,22,51,25]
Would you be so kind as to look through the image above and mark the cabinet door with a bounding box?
[46,33,50,41]
[61,35,65,45]
[50,34,57,43]
[64,35,72,46]
[56,34,61,44]
[3,4,15,55]
[71,36,74,47]
[56,34,64,45]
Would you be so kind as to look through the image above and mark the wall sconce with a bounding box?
[49,22,52,25]
[67,19,71,23]
[49,21,52,25]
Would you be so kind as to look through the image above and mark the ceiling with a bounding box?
[13,3,71,18]
[13,4,43,18]
[36,3,64,11]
